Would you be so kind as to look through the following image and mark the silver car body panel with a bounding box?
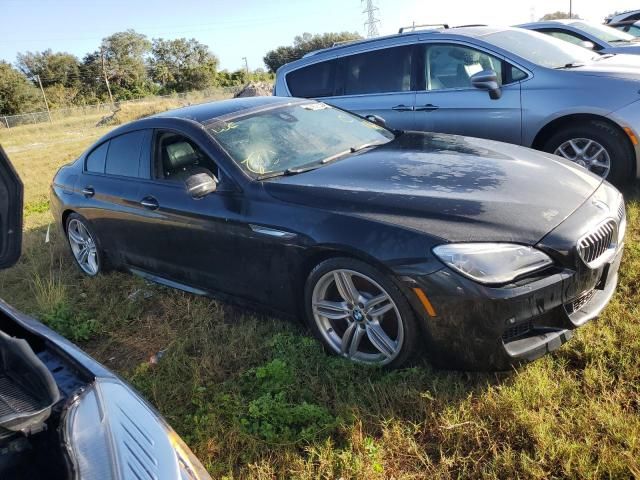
[274,26,640,177]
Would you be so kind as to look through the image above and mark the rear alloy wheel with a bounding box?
[543,120,634,186]
[65,214,102,276]
[305,258,418,367]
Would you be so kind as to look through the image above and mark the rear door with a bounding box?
[414,42,523,145]
[285,45,418,130]
[77,129,152,262]
[0,146,23,269]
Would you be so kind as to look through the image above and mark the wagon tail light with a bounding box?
[433,243,553,284]
[63,378,211,480]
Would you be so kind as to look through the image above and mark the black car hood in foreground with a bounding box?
[266,132,602,244]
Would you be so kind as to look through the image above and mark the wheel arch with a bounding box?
[61,209,76,232]
[531,113,636,178]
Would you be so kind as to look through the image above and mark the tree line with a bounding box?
[0,29,361,116]
[0,29,274,116]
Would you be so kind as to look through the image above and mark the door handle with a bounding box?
[415,104,440,112]
[140,197,159,210]
[391,104,414,112]
[81,187,95,197]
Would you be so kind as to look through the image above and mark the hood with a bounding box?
[265,133,602,244]
[570,52,640,80]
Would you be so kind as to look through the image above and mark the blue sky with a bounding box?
[1,0,638,71]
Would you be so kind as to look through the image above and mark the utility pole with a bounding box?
[242,57,249,75]
[362,0,380,38]
[35,75,52,123]
[100,47,115,110]
[569,0,573,17]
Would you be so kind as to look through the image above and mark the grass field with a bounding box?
[0,99,639,479]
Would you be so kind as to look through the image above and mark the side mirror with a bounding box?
[365,114,387,128]
[185,172,217,199]
[470,69,502,100]
[579,40,596,50]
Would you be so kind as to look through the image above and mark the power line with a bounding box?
[362,0,380,38]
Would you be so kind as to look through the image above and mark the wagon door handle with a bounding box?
[391,104,414,112]
[81,187,95,197]
[415,104,440,111]
[140,197,159,210]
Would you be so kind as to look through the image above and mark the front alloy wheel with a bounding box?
[66,216,100,276]
[554,138,611,178]
[306,258,418,367]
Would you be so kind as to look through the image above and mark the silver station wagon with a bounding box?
[274,26,640,185]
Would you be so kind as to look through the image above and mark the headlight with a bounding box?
[433,243,553,284]
[63,378,211,480]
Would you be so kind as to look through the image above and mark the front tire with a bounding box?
[304,257,419,368]
[65,213,104,276]
[542,120,634,186]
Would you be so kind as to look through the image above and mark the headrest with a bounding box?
[166,141,198,170]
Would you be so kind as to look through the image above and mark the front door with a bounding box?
[414,43,523,145]
[131,129,263,301]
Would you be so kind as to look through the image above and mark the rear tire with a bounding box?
[542,120,634,186]
[65,213,105,276]
[304,257,419,368]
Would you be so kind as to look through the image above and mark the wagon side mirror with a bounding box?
[365,114,387,128]
[470,69,502,100]
[579,40,596,50]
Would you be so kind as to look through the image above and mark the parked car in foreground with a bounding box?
[518,19,640,54]
[0,147,210,479]
[274,26,640,186]
[608,20,640,36]
[51,97,625,370]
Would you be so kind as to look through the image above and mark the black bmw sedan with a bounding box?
[50,97,625,370]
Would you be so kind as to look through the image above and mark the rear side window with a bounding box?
[342,45,414,95]
[85,142,108,173]
[105,130,147,178]
[287,60,336,98]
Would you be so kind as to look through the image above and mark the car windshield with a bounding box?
[483,28,599,69]
[206,102,394,177]
[569,21,637,43]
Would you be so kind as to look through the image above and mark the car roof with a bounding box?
[289,26,511,65]
[518,19,579,27]
[152,96,293,124]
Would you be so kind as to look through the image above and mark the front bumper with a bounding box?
[404,244,622,371]
[607,100,640,178]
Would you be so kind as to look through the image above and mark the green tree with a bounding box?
[540,11,580,20]
[97,29,154,99]
[0,61,39,115]
[263,32,362,73]
[15,49,81,88]
[150,38,218,92]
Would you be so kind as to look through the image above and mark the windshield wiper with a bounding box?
[594,53,616,61]
[555,62,585,69]
[283,165,321,175]
[320,142,383,164]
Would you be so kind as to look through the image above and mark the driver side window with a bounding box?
[425,44,503,91]
[153,131,219,182]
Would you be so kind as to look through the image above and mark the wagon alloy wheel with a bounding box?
[554,138,611,178]
[67,218,99,275]
[311,269,404,365]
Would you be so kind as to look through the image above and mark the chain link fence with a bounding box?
[0,86,242,129]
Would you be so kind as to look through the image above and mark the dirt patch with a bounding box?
[234,82,273,98]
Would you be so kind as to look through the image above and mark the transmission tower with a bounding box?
[362,0,380,37]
